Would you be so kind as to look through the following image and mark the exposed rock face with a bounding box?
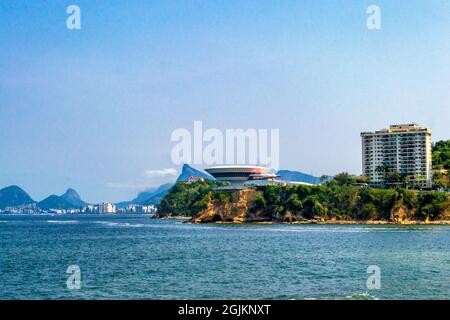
[190,189,302,223]
[390,205,410,223]
[188,188,450,224]
[190,189,266,223]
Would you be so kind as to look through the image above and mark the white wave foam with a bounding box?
[47,220,79,224]
[94,221,146,228]
[305,292,378,300]
[344,292,378,300]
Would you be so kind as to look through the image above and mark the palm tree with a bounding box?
[403,175,412,189]
[375,164,389,187]
[375,164,388,175]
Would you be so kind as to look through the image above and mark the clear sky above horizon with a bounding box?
[1,0,449,203]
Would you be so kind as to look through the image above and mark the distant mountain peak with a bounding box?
[276,169,325,185]
[0,185,35,209]
[60,188,87,207]
[62,188,81,199]
[115,182,174,208]
[3,185,20,190]
[177,164,213,182]
[116,165,213,208]
[37,194,74,211]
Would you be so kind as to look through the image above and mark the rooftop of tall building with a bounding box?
[361,123,431,135]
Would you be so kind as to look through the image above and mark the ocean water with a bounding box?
[0,214,449,300]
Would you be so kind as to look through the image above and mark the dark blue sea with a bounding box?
[0,214,449,299]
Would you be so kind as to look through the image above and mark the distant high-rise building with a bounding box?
[126,204,156,214]
[361,124,432,188]
[98,202,116,214]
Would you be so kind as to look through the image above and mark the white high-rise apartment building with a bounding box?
[98,202,116,214]
[361,124,432,188]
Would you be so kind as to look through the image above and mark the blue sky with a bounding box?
[1,0,449,202]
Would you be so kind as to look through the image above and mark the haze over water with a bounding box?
[0,214,449,299]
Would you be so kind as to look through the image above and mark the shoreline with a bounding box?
[190,221,450,225]
[192,221,450,225]
[154,216,450,225]
[153,215,191,220]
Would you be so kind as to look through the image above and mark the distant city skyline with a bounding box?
[1,1,449,202]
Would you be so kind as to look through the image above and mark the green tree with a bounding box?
[418,192,449,219]
[253,194,266,211]
[357,203,377,220]
[375,164,389,175]
[433,171,450,190]
[332,172,356,185]
[320,175,330,184]
[432,140,450,170]
[286,193,303,213]
[263,186,283,206]
[385,171,402,184]
[355,175,370,184]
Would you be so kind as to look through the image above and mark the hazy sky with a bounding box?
[1,0,449,203]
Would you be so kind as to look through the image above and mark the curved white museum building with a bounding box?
[205,165,278,188]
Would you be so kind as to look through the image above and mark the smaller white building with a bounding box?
[126,204,156,214]
[98,202,116,214]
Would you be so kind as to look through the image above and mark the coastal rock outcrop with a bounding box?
[191,189,262,223]
[156,180,450,224]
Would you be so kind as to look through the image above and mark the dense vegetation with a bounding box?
[157,176,449,222]
[157,180,228,217]
[432,140,450,170]
[254,182,448,221]
[432,140,450,189]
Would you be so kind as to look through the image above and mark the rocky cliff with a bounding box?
[188,188,450,224]
[191,189,266,223]
[157,180,450,224]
